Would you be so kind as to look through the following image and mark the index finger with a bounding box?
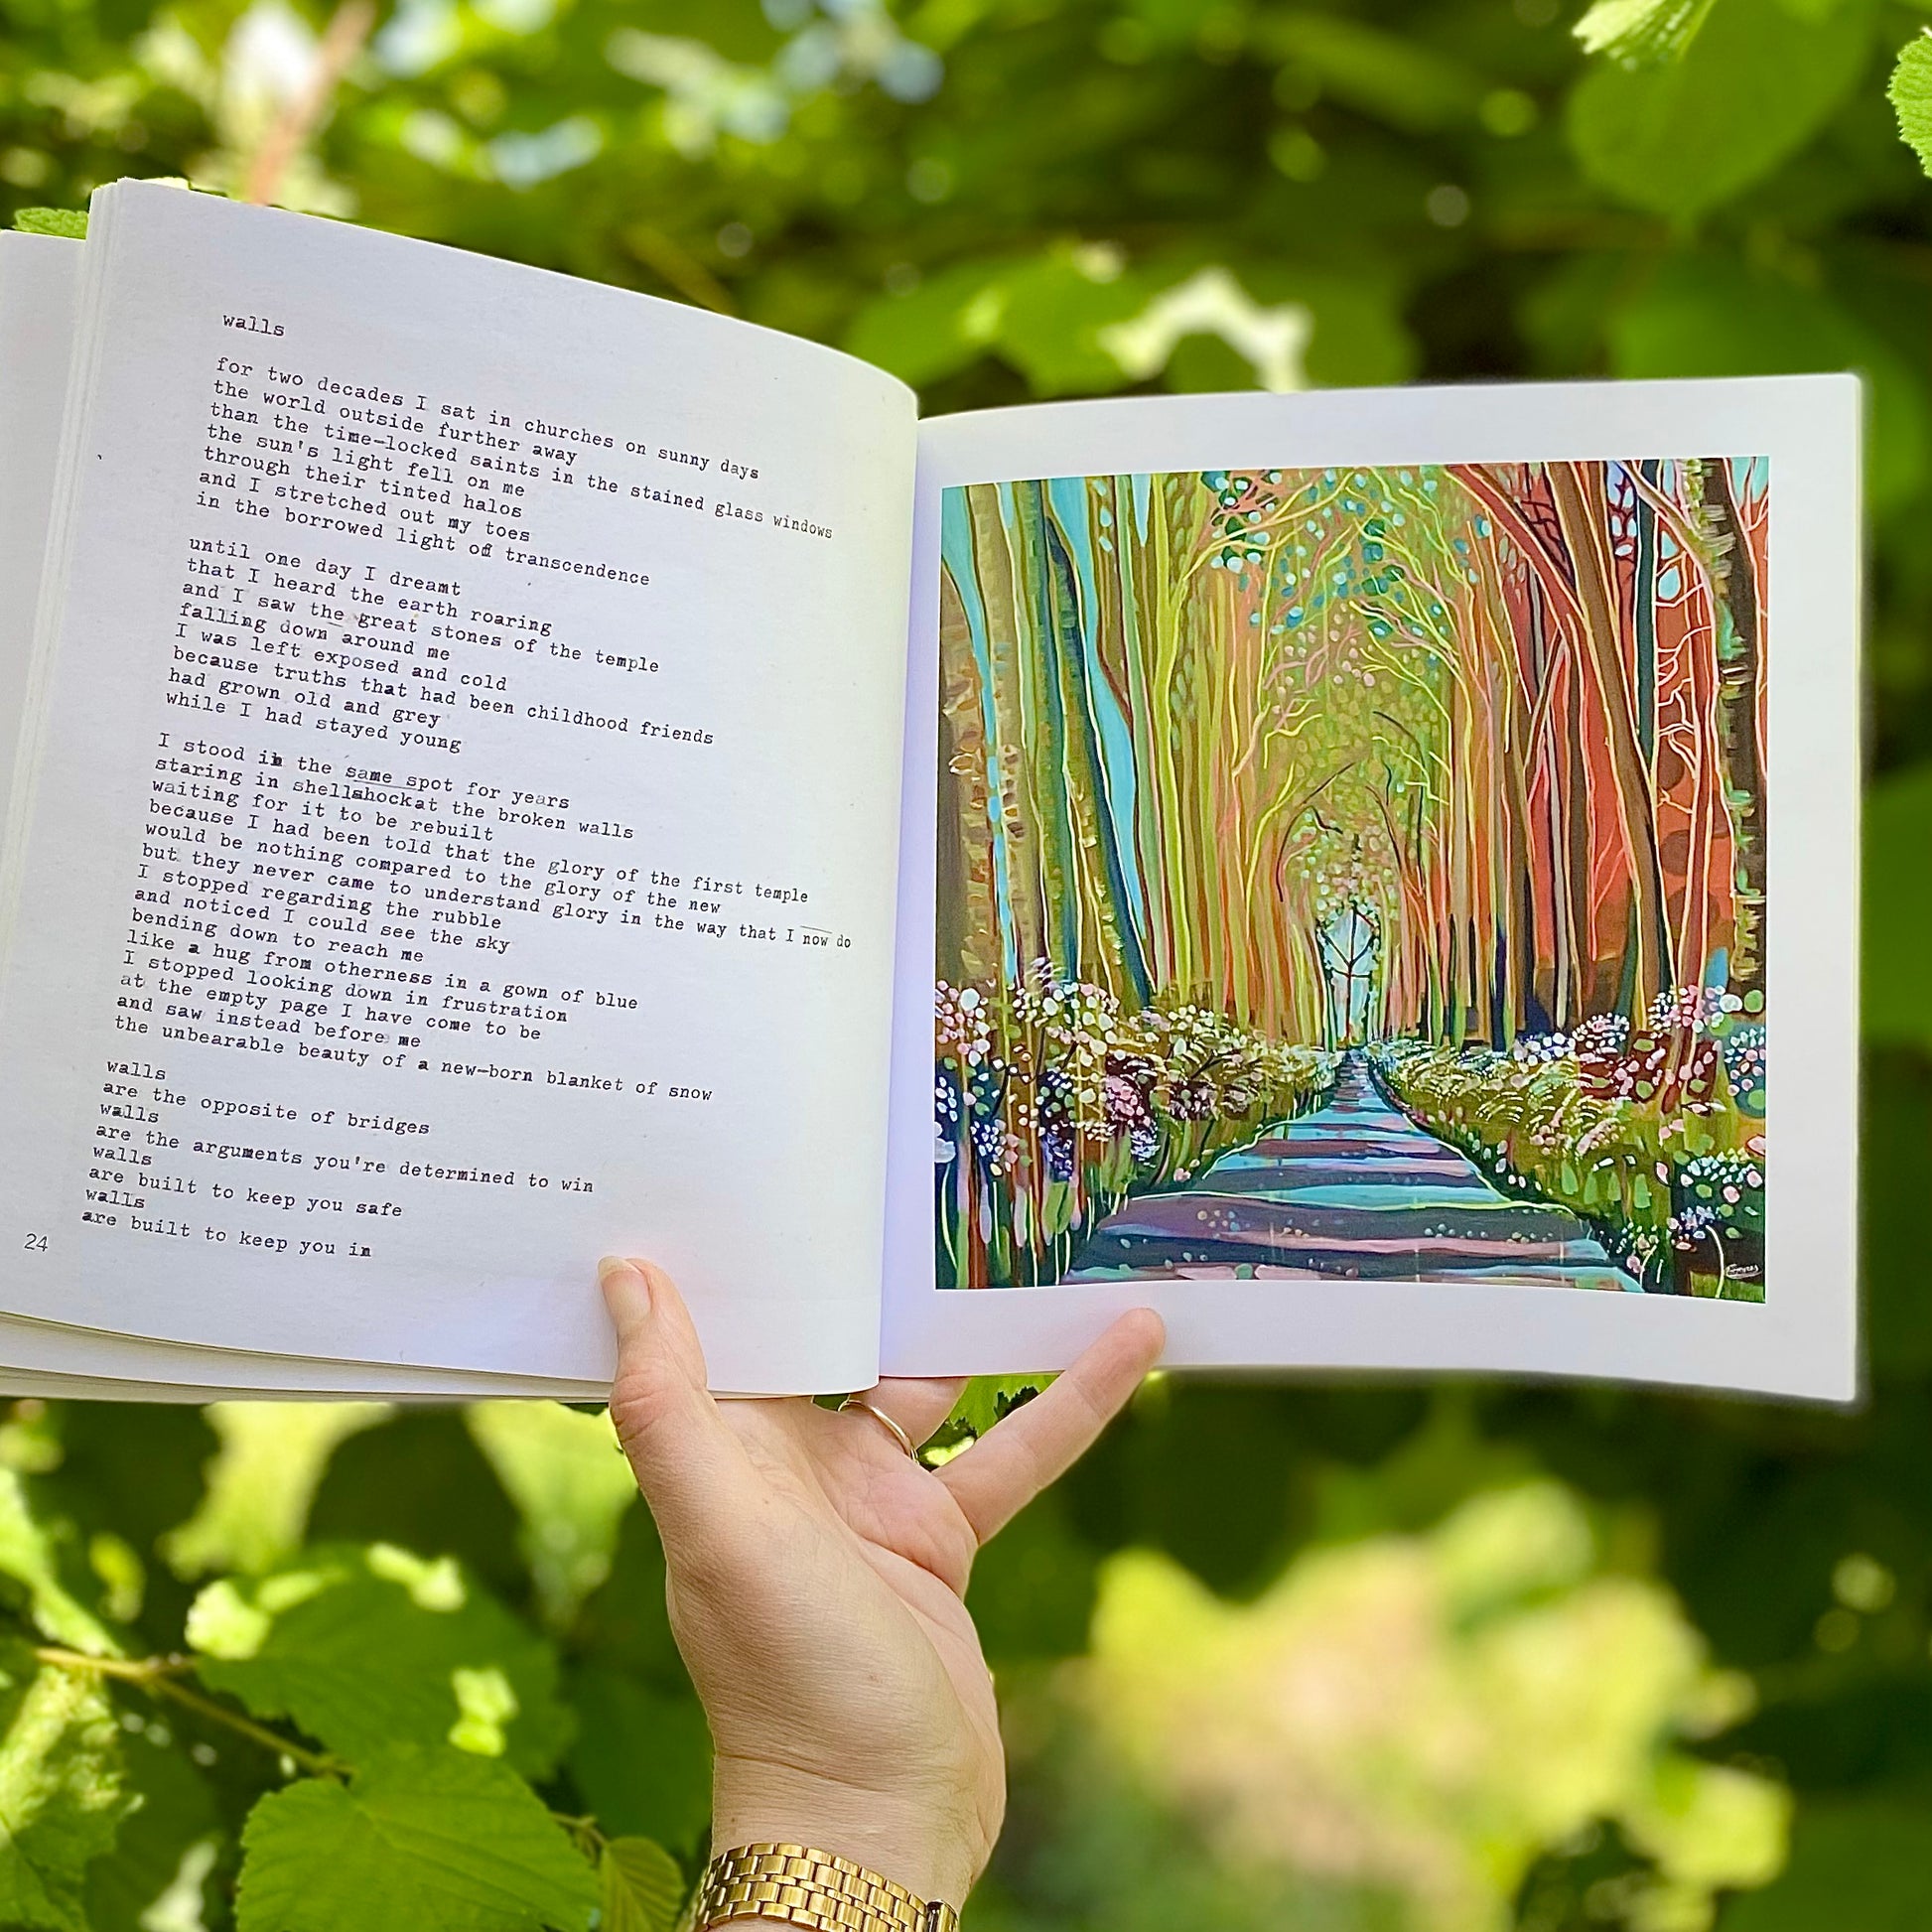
[936,1309,1165,1544]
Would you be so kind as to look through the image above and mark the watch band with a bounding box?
[695,1843,961,1932]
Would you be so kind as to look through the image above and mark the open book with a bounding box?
[0,185,1861,1403]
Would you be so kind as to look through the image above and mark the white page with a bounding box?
[0,228,610,1402]
[0,182,915,1394]
[0,234,78,858]
[0,1311,607,1398]
[0,1362,591,1401]
[883,380,1860,1403]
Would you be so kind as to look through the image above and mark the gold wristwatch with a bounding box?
[695,1843,961,1932]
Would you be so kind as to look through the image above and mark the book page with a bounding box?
[0,1316,608,1399]
[0,233,78,857]
[0,183,916,1394]
[882,381,1860,1402]
[1,229,610,1402]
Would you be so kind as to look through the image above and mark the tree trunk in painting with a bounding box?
[1548,461,1673,1017]
[1705,457,1767,1000]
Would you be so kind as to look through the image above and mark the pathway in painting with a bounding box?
[1064,1053,1638,1290]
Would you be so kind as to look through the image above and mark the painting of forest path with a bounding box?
[1064,1053,1634,1290]
[935,461,1769,1301]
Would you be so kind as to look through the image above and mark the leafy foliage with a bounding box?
[464,1404,637,1628]
[0,1470,119,1657]
[1573,0,1720,67]
[1568,0,1874,216]
[233,1744,598,1932]
[1722,1799,1932,1928]
[80,1724,222,1932]
[597,1836,685,1932]
[10,207,88,237]
[188,1544,573,1775]
[0,1646,131,1932]
[161,1404,390,1579]
[1076,1485,1783,1930]
[1887,31,1932,176]
[563,1665,710,1855]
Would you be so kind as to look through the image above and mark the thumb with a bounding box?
[600,1256,740,1534]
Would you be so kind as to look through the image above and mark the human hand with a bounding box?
[599,1256,1165,1909]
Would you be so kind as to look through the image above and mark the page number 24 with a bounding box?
[22,1234,47,1253]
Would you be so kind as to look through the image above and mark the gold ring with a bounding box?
[840,1395,917,1459]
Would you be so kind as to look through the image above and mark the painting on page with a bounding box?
[934,461,1768,1301]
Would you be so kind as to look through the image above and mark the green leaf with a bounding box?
[46,1406,215,1594]
[597,1837,685,1932]
[947,1375,1049,1440]
[81,1722,222,1932]
[994,249,1151,397]
[1721,1797,1932,1928]
[1567,0,1873,217]
[0,1643,131,1932]
[1888,32,1932,177]
[855,248,1280,400]
[11,207,86,237]
[463,1404,637,1628]
[308,1408,528,1606]
[1619,1752,1787,1891]
[234,1743,598,1932]
[569,1510,688,1693]
[565,1667,710,1855]
[843,258,1018,387]
[189,1545,572,1778]
[1605,254,1926,511]
[1863,766,1932,1046]
[1575,0,1720,67]
[161,1402,391,1580]
[1255,11,1483,131]
[1277,269,1418,390]
[0,1470,117,1657]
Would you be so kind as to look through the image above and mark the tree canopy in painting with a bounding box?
[935,460,1768,1300]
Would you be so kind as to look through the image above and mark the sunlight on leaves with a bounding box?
[1083,1482,1784,1932]
[82,1724,222,1932]
[447,1665,517,1756]
[189,1546,570,1777]
[10,207,86,236]
[161,1404,390,1581]
[1099,268,1312,394]
[944,1376,1049,1441]
[0,1470,117,1657]
[1574,0,1720,67]
[464,1404,636,1628]
[137,1,357,213]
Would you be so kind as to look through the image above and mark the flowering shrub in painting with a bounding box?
[1376,985,1766,1298]
[936,962,1335,1288]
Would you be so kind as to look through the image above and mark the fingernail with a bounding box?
[597,1255,651,1315]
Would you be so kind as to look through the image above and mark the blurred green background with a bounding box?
[5,0,1932,1926]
